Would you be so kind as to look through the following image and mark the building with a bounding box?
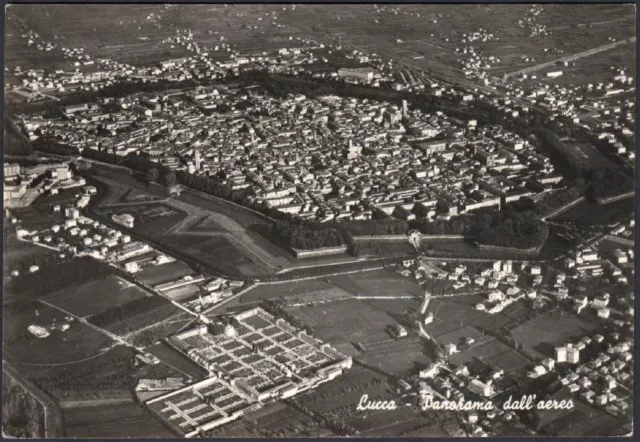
[468,379,494,397]
[124,261,140,273]
[155,274,206,293]
[593,293,610,308]
[4,183,27,203]
[152,307,352,437]
[393,325,408,338]
[445,343,458,355]
[566,344,580,364]
[4,163,21,178]
[112,213,135,228]
[555,346,568,363]
[194,148,201,171]
[337,67,376,81]
[116,242,151,261]
[136,378,185,392]
[65,207,80,219]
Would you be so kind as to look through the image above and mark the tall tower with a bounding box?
[421,290,432,315]
[402,99,408,118]
[194,148,201,171]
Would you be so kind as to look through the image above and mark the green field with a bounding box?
[88,296,181,337]
[62,400,175,438]
[552,196,634,225]
[88,164,291,277]
[209,401,332,438]
[136,260,195,286]
[291,299,399,345]
[425,296,516,339]
[3,302,113,366]
[291,364,440,436]
[509,310,598,360]
[101,203,187,237]
[43,275,150,318]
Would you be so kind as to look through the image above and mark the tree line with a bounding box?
[408,208,548,250]
[270,220,348,251]
[262,299,314,336]
[469,207,549,250]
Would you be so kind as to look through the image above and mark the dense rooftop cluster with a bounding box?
[22,86,565,225]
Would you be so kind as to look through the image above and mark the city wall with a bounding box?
[352,234,465,242]
[595,191,635,205]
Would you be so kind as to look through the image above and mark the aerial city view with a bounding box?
[2,3,635,438]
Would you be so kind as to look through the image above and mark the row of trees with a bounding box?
[4,115,34,156]
[535,128,634,201]
[2,376,43,438]
[536,128,589,177]
[270,220,348,250]
[469,208,549,250]
[407,207,549,250]
[586,167,635,201]
[262,299,314,336]
[32,137,80,156]
[408,217,468,236]
[335,218,408,236]
[33,355,135,400]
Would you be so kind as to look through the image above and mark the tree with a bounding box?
[147,168,159,184]
[164,171,177,188]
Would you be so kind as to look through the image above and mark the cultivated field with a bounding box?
[538,389,627,436]
[87,296,181,337]
[136,260,195,286]
[127,312,194,349]
[291,364,442,437]
[334,269,424,297]
[424,296,516,338]
[42,275,150,318]
[449,334,532,378]
[3,301,113,366]
[7,4,633,97]
[358,337,436,376]
[234,278,339,305]
[2,228,57,280]
[211,401,333,438]
[291,299,401,346]
[509,310,598,360]
[287,293,435,376]
[145,342,209,379]
[551,196,635,224]
[62,400,175,438]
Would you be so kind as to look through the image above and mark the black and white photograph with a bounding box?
[2,2,636,438]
